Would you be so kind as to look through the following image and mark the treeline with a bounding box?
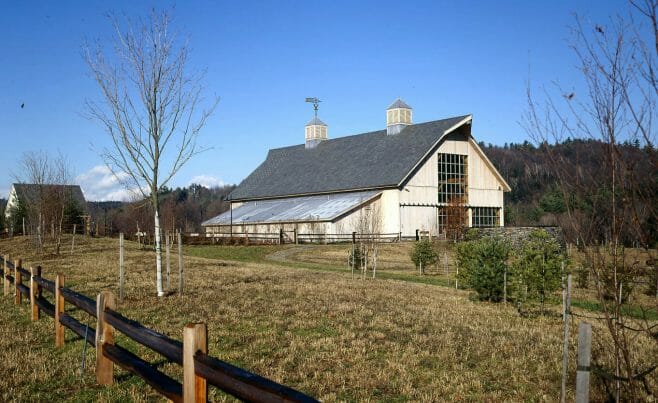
[482,139,658,246]
[87,184,235,236]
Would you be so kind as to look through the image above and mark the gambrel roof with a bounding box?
[229,115,476,201]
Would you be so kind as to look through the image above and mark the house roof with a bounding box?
[228,115,471,201]
[202,190,381,226]
[11,183,87,208]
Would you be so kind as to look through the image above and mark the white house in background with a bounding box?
[202,99,510,238]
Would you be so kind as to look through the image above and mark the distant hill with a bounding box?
[86,184,235,235]
[482,139,657,246]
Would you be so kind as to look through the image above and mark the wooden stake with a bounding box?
[30,266,41,321]
[70,224,76,255]
[14,259,22,305]
[55,273,65,347]
[96,291,116,385]
[183,323,207,403]
[503,266,507,304]
[119,233,125,302]
[166,232,171,290]
[178,231,184,295]
[560,274,572,403]
[3,255,9,296]
[444,252,448,276]
[575,322,592,403]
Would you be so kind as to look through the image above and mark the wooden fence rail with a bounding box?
[0,255,318,403]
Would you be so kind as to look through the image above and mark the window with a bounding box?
[471,207,500,227]
[438,153,467,204]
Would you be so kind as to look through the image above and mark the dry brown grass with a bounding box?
[0,235,656,401]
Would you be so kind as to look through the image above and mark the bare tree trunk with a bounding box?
[154,210,164,297]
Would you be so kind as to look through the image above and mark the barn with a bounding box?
[202,99,510,240]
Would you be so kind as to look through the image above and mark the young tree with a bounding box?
[12,151,73,253]
[523,2,658,398]
[512,229,565,312]
[443,196,468,242]
[84,10,218,296]
[356,202,382,278]
[410,239,438,275]
[456,236,510,302]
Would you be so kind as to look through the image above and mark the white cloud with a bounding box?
[76,165,141,202]
[189,175,224,189]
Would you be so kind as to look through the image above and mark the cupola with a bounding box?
[386,98,412,135]
[305,117,328,149]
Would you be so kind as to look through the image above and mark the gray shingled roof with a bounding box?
[12,183,87,208]
[387,99,412,110]
[229,115,470,201]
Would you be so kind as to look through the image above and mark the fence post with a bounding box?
[576,322,592,403]
[178,231,184,295]
[560,274,572,403]
[14,258,22,305]
[166,232,171,290]
[293,228,298,244]
[3,255,9,296]
[119,233,125,302]
[96,291,116,385]
[55,273,65,347]
[352,231,356,244]
[30,266,41,321]
[71,223,77,254]
[183,323,207,403]
[415,229,419,241]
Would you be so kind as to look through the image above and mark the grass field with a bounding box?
[0,235,656,401]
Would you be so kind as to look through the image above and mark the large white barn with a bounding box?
[202,99,510,239]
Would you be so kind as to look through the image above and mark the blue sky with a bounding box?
[0,1,632,201]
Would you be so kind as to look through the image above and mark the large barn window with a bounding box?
[471,207,500,227]
[438,153,468,204]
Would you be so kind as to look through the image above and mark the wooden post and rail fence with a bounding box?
[1,254,318,402]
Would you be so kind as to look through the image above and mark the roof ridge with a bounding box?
[269,115,470,152]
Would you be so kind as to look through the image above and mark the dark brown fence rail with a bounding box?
[0,254,318,403]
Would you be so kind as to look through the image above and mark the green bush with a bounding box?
[410,239,438,273]
[513,229,565,310]
[456,236,510,301]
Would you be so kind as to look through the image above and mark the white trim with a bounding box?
[397,114,473,187]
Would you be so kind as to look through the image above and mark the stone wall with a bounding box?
[469,226,566,249]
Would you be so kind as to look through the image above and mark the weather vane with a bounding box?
[305,97,321,118]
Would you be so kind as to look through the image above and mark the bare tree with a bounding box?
[523,3,658,399]
[356,201,382,278]
[84,10,218,297]
[12,151,73,254]
[443,196,468,242]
